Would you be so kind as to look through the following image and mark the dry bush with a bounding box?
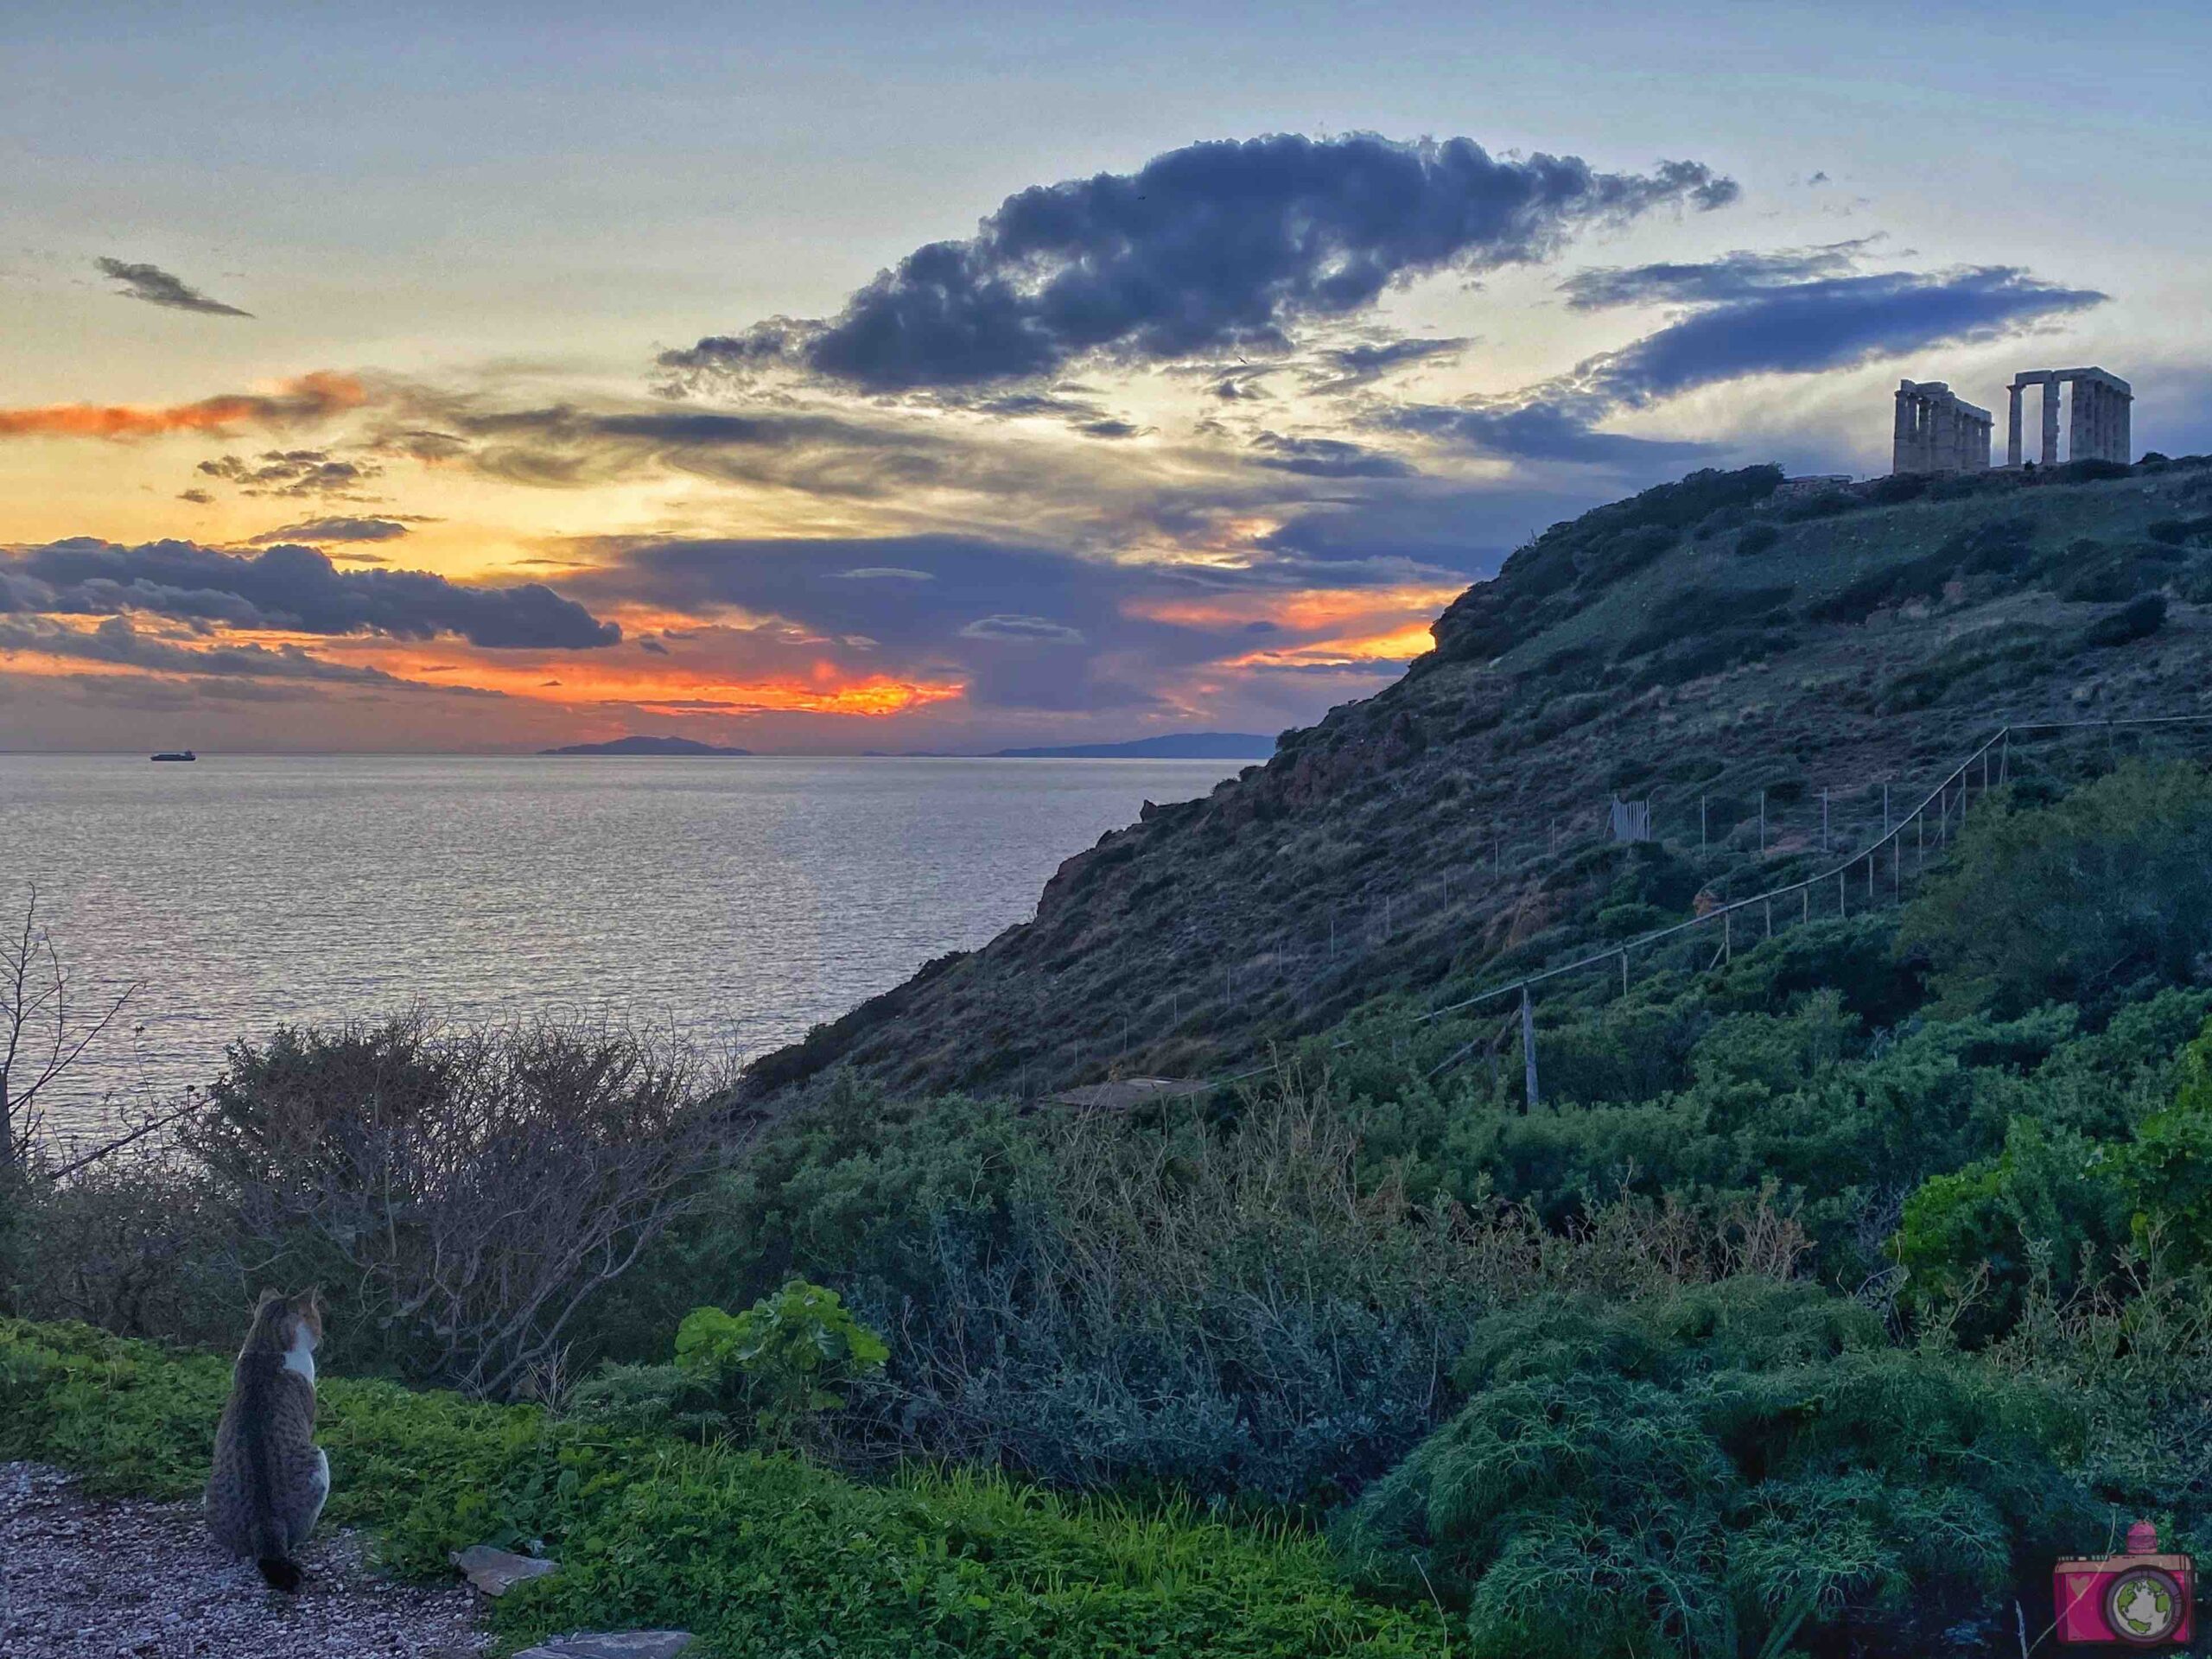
[179,1012,734,1397]
[10,1149,237,1344]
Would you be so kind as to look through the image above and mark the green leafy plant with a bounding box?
[676,1278,887,1443]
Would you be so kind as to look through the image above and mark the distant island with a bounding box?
[541,735,753,757]
[990,732,1276,760]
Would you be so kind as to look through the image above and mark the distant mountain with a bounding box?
[542,735,753,756]
[992,733,1277,760]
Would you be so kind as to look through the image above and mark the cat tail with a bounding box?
[257,1554,303,1592]
[251,1510,302,1592]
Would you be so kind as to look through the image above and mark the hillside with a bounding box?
[742,455,2212,1103]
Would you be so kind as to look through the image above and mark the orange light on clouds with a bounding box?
[1225,621,1437,670]
[1126,582,1465,633]
[327,640,966,718]
[0,372,366,440]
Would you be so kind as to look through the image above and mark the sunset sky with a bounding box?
[4,1,2208,753]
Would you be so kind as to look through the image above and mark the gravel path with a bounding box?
[0,1463,488,1659]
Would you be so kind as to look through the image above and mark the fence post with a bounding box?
[1821,789,1830,851]
[1620,950,1630,999]
[1521,986,1540,1114]
[1759,789,1767,855]
[1700,794,1707,852]
[1883,782,1891,837]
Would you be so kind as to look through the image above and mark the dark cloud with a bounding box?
[958,613,1087,644]
[662,134,1736,391]
[95,257,252,317]
[0,615,415,687]
[197,448,384,498]
[1077,419,1147,441]
[1302,334,1472,394]
[1566,264,2107,410]
[1371,400,1713,464]
[1559,240,1879,309]
[1377,256,2105,465]
[2,538,620,649]
[177,488,215,505]
[247,516,411,545]
[1249,431,1420,478]
[565,530,1461,712]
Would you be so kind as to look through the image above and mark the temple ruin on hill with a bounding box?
[1892,380,1993,474]
[1892,365,2133,476]
[2006,367,2132,467]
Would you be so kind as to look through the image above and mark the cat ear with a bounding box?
[255,1287,285,1311]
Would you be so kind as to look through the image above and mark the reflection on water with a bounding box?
[3,753,1235,1135]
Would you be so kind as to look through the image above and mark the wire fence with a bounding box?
[1184,713,2212,1101]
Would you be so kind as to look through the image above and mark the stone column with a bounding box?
[1894,384,1916,474]
[2041,381,2062,466]
[2006,385,2024,467]
[2070,376,2096,464]
[2117,390,2132,463]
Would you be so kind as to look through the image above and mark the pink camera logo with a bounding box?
[2056,1521,2196,1648]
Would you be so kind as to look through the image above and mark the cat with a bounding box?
[206,1287,329,1592]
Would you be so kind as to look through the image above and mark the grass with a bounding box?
[0,1318,1446,1658]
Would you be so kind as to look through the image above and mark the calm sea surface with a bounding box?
[2,753,1236,1136]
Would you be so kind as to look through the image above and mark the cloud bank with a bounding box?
[663,134,1736,391]
[1,538,620,649]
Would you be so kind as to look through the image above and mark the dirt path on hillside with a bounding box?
[0,1462,487,1659]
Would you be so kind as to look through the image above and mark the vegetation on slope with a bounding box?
[0,1318,1441,1658]
[747,453,2212,1103]
[16,461,2212,1656]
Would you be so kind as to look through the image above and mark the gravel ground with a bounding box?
[0,1463,488,1659]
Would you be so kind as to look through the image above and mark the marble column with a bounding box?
[2006,385,2024,467]
[2041,382,2061,466]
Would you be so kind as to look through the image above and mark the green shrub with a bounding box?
[1891,1117,2127,1342]
[1335,1282,2090,1659]
[2079,594,2167,649]
[677,1280,887,1444]
[1898,762,2212,1017]
[0,1317,1443,1658]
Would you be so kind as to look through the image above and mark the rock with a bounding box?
[449,1543,558,1597]
[512,1636,695,1659]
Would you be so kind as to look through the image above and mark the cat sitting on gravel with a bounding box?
[206,1288,328,1592]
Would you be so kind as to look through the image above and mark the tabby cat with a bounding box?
[206,1288,328,1592]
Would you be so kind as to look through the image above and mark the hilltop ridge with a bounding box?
[743,455,2212,1104]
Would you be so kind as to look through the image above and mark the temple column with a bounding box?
[2007,385,2024,467]
[2117,391,2132,462]
[1894,385,1916,474]
[2070,377,2095,463]
[2042,382,2062,466]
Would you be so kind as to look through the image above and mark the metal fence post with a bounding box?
[1759,789,1767,855]
[1521,986,1539,1114]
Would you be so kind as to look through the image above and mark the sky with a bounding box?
[3,1,2209,753]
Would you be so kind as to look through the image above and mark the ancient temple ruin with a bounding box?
[1892,380,1993,475]
[2006,367,2132,467]
[1891,365,2135,476]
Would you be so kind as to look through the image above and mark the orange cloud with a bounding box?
[1225,622,1437,670]
[1126,582,1465,633]
[325,640,965,717]
[0,372,366,440]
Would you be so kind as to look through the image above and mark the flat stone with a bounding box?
[449,1543,559,1597]
[512,1636,695,1659]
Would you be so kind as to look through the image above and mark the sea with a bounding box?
[1,753,1239,1139]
